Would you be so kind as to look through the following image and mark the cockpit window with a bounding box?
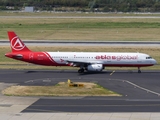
[146,57,152,59]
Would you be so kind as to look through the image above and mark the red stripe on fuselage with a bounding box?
[43,52,57,64]
[41,52,67,66]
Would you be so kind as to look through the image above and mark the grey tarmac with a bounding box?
[1,40,160,47]
[0,69,160,113]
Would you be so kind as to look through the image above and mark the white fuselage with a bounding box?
[47,52,156,67]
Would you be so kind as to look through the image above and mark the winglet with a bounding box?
[8,31,31,52]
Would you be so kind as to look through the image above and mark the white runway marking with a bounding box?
[109,78,160,96]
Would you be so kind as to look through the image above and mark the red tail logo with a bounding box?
[11,36,25,51]
[8,31,31,52]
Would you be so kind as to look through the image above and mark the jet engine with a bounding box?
[86,64,103,71]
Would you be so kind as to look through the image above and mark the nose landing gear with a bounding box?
[138,67,141,73]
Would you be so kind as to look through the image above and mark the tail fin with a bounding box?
[8,31,31,52]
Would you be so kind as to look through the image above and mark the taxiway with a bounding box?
[0,69,160,112]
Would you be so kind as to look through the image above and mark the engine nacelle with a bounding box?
[87,64,103,72]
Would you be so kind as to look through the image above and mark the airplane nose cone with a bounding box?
[153,59,157,65]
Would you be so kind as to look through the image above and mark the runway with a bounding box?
[1,40,160,47]
[0,69,160,112]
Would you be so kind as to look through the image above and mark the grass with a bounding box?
[2,82,120,96]
[0,16,160,40]
[1,46,160,70]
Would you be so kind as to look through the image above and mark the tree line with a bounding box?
[0,0,160,12]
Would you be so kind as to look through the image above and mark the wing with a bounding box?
[66,60,103,66]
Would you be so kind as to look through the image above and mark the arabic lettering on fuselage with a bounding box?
[95,55,138,61]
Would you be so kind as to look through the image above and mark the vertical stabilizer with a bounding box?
[8,31,31,52]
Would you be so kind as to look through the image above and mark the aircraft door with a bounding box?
[137,54,142,63]
[69,54,75,60]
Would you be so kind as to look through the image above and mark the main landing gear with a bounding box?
[78,68,84,73]
[138,67,141,73]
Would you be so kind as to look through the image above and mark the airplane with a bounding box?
[5,31,157,73]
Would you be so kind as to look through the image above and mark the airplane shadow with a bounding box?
[24,69,160,74]
[25,70,78,74]
[78,71,108,76]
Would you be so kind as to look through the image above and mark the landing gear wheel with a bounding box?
[138,70,141,73]
[138,67,141,73]
[78,68,84,73]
